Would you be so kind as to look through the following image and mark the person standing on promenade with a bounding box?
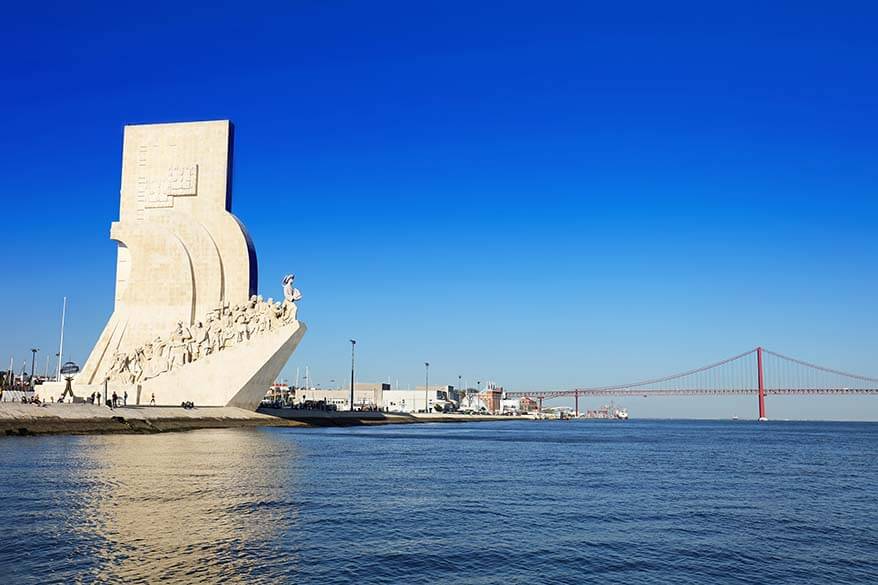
[111,391,118,409]
[123,391,128,406]
[150,393,155,406]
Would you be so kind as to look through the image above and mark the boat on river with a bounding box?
[579,402,628,420]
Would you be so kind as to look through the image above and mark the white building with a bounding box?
[382,386,455,413]
[499,398,521,414]
[271,382,459,412]
[293,383,385,410]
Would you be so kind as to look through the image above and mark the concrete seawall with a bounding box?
[0,404,531,436]
[256,408,529,426]
[0,404,303,436]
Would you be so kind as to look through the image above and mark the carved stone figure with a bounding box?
[283,275,301,303]
[167,322,189,371]
[209,313,224,353]
[152,336,169,378]
[253,301,267,334]
[140,343,154,380]
[265,299,281,331]
[126,352,138,384]
[274,301,284,327]
[282,275,301,323]
[222,308,236,349]
[192,321,209,360]
[235,308,251,343]
[109,352,128,384]
[132,348,145,384]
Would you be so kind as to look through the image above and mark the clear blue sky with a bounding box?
[2,1,876,419]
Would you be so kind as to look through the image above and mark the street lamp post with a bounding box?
[424,362,430,413]
[56,297,67,381]
[350,339,356,412]
[30,348,39,387]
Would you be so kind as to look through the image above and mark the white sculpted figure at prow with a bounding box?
[282,274,302,302]
[282,274,302,323]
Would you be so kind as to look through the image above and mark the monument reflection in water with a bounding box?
[69,430,301,582]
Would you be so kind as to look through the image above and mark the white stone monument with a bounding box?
[69,120,306,409]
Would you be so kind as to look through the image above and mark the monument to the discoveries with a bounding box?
[73,120,305,409]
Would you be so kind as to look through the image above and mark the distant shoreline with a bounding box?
[5,404,870,437]
[0,404,528,437]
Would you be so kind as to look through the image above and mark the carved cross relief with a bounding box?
[144,164,199,209]
[133,138,200,218]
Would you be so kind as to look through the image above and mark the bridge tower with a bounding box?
[757,346,766,420]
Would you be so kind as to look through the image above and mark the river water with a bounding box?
[0,420,876,584]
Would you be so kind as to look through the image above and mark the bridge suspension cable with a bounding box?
[587,348,757,391]
[506,347,878,416]
[762,349,878,385]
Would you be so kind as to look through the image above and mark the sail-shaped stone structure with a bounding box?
[72,120,305,409]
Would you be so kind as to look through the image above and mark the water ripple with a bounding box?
[0,421,876,584]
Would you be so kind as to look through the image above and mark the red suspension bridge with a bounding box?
[505,347,878,420]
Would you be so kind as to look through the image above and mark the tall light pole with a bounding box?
[350,339,357,411]
[56,297,67,380]
[424,362,430,413]
[30,348,39,387]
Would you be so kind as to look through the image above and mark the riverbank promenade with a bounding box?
[0,403,527,436]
